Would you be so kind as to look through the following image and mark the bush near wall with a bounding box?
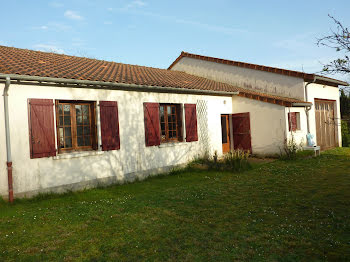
[341,119,350,147]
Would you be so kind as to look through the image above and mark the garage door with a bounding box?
[315,99,337,150]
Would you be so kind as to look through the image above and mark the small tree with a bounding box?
[317,15,350,76]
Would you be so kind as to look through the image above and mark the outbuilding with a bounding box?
[169,52,348,153]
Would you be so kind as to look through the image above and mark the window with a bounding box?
[159,104,183,142]
[56,101,97,152]
[143,102,197,147]
[288,112,300,132]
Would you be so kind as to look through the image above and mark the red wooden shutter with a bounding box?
[231,112,252,153]
[28,99,56,159]
[100,101,120,151]
[176,104,184,142]
[185,104,198,142]
[288,112,297,131]
[143,102,161,146]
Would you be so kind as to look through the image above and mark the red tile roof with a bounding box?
[168,51,348,87]
[0,45,308,106]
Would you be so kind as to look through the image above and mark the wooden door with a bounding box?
[221,115,230,153]
[231,112,252,153]
[315,99,337,150]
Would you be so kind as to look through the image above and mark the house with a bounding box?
[0,46,347,201]
[169,52,348,154]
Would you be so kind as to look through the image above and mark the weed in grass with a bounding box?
[223,149,251,172]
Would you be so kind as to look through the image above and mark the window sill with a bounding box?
[53,150,104,160]
[291,130,303,134]
[158,142,187,148]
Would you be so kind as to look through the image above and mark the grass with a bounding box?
[0,148,349,261]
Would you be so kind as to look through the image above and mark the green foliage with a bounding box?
[341,120,350,147]
[280,137,300,160]
[340,90,350,118]
[190,150,251,172]
[223,149,251,172]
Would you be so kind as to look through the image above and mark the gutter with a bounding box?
[314,75,349,87]
[3,76,13,203]
[305,76,316,133]
[0,74,238,203]
[0,74,240,97]
[292,102,313,107]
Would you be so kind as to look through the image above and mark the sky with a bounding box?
[1,0,350,82]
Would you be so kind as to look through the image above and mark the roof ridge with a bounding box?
[0,45,169,72]
[168,51,348,86]
[183,51,313,76]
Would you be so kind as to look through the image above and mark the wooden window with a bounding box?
[56,101,97,153]
[288,112,300,132]
[159,104,183,143]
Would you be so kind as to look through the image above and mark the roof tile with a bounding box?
[0,45,307,105]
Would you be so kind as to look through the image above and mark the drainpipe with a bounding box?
[3,76,13,203]
[304,76,316,134]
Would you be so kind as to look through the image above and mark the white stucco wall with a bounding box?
[307,83,341,146]
[284,107,308,147]
[232,96,286,155]
[0,83,233,197]
[171,57,306,100]
[0,90,7,196]
[283,83,341,148]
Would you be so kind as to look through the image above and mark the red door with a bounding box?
[231,112,252,153]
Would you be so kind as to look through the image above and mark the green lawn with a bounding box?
[0,148,350,261]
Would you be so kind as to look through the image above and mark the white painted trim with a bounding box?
[158,142,188,148]
[53,150,104,160]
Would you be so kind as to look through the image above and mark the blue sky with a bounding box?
[1,0,350,81]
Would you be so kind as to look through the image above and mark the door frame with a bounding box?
[221,114,232,153]
[314,98,338,149]
[221,113,252,154]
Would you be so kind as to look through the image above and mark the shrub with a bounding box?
[223,149,251,172]
[281,136,299,160]
[341,120,350,147]
[189,150,251,172]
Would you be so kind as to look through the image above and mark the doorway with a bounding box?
[314,99,337,150]
[221,113,252,154]
[221,115,230,153]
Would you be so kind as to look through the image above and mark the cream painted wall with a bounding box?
[171,57,342,149]
[172,57,306,100]
[0,90,7,195]
[0,83,233,197]
[232,96,286,155]
[284,107,308,147]
[307,83,341,146]
[283,83,341,149]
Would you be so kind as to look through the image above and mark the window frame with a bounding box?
[288,112,301,132]
[295,112,301,130]
[159,103,183,143]
[55,100,97,153]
